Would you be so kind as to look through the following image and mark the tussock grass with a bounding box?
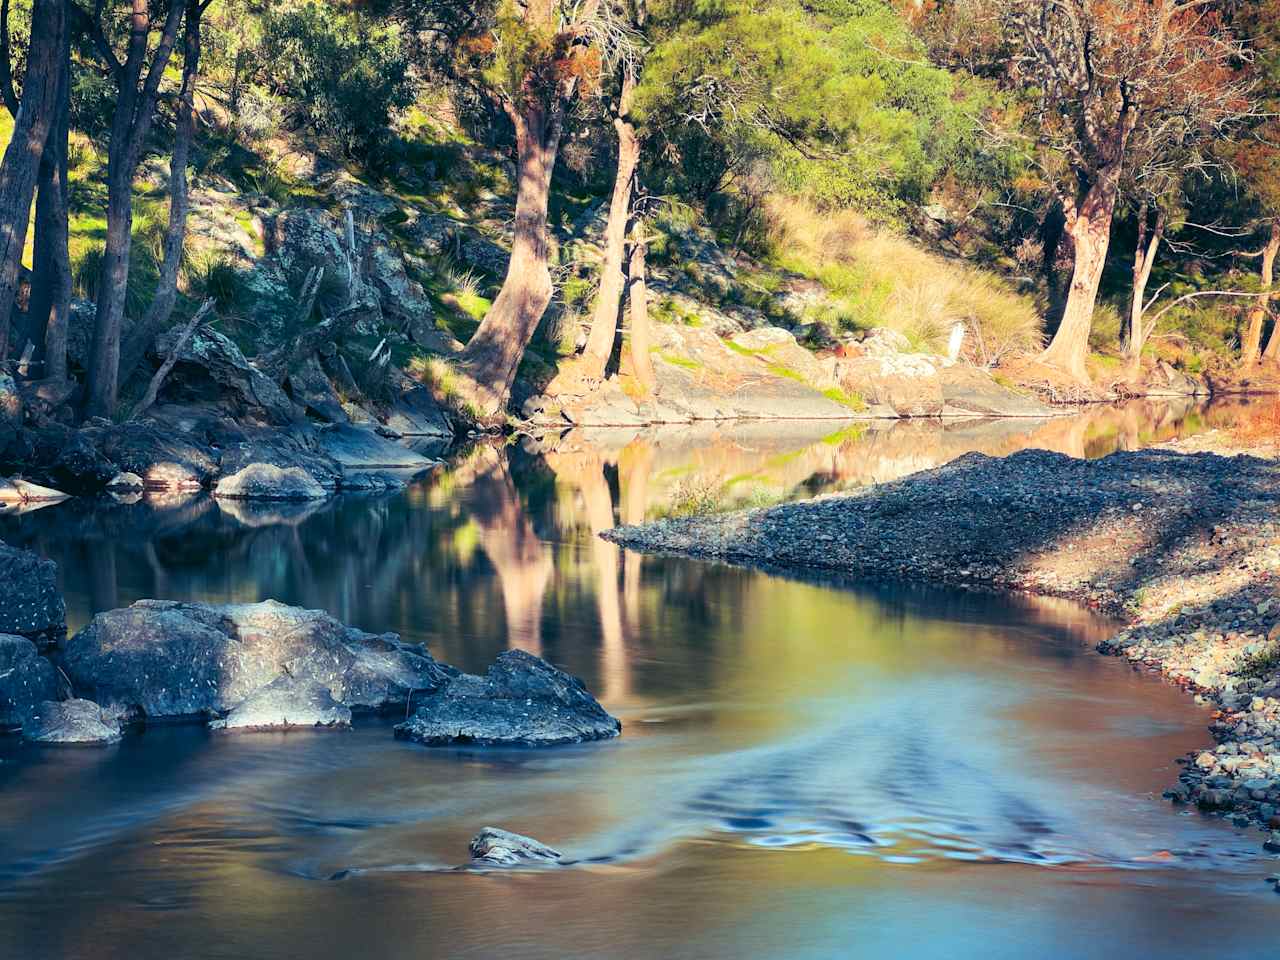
[764,197,1042,359]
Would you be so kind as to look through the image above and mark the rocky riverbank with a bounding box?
[603,443,1280,847]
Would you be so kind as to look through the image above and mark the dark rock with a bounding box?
[317,424,437,472]
[469,827,563,866]
[153,327,297,426]
[61,599,453,722]
[0,541,65,644]
[48,428,119,493]
[87,421,219,490]
[23,698,123,745]
[394,649,621,747]
[0,634,60,730]
[383,385,453,438]
[287,355,349,424]
[209,676,352,731]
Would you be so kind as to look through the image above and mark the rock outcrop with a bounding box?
[60,599,453,723]
[394,649,621,747]
[213,463,328,501]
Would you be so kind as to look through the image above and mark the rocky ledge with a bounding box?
[604,446,1280,844]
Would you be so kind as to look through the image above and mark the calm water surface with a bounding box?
[1,400,1277,960]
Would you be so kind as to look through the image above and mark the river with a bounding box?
[0,399,1276,959]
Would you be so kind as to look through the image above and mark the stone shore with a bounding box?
[604,443,1280,846]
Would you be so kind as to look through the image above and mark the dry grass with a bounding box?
[1229,397,1280,457]
[764,197,1043,360]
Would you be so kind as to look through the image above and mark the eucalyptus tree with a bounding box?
[1001,0,1254,382]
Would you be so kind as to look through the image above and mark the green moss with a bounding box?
[658,351,703,371]
[822,387,867,411]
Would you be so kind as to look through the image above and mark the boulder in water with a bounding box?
[0,541,65,645]
[209,676,353,731]
[214,463,328,501]
[60,599,453,722]
[0,634,60,730]
[394,649,621,747]
[469,827,563,866]
[23,699,123,745]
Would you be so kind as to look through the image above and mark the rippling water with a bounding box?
[1,400,1277,960]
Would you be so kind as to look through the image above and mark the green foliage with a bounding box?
[638,0,998,218]
[182,253,245,312]
[258,2,417,156]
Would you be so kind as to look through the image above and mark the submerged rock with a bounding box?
[23,699,123,745]
[0,541,65,644]
[469,827,563,866]
[0,634,60,730]
[209,676,352,731]
[394,649,621,747]
[61,599,452,722]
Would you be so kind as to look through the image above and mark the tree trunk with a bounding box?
[626,235,656,394]
[580,74,639,381]
[84,0,185,419]
[1125,204,1164,370]
[457,100,563,417]
[1040,171,1121,383]
[1254,222,1280,364]
[118,0,202,390]
[0,0,65,362]
[30,25,71,382]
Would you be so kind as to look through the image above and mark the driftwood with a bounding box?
[128,298,214,420]
[254,299,375,385]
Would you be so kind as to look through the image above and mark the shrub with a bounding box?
[183,253,245,312]
[258,3,417,157]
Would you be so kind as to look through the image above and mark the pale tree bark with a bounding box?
[84,0,186,419]
[117,0,203,390]
[457,99,564,416]
[579,71,639,381]
[626,234,656,394]
[1250,222,1280,364]
[1125,203,1165,372]
[0,0,66,361]
[470,447,552,655]
[30,23,71,381]
[1040,162,1125,383]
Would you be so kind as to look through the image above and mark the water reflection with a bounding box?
[1,400,1278,960]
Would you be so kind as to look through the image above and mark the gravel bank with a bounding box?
[604,446,1280,846]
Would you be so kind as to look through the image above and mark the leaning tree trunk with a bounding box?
[29,28,71,381]
[0,0,65,362]
[457,99,564,417]
[579,73,639,381]
[1040,170,1121,383]
[1125,204,1165,372]
[626,233,656,394]
[1251,222,1280,365]
[84,0,185,419]
[118,0,202,390]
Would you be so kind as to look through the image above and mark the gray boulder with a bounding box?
[60,599,453,722]
[218,433,343,490]
[469,827,563,867]
[209,676,352,731]
[0,634,59,730]
[383,385,452,438]
[23,699,123,745]
[394,649,621,747]
[0,542,65,644]
[214,463,328,501]
[153,327,297,426]
[287,355,349,423]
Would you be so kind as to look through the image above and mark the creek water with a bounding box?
[1,399,1277,959]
